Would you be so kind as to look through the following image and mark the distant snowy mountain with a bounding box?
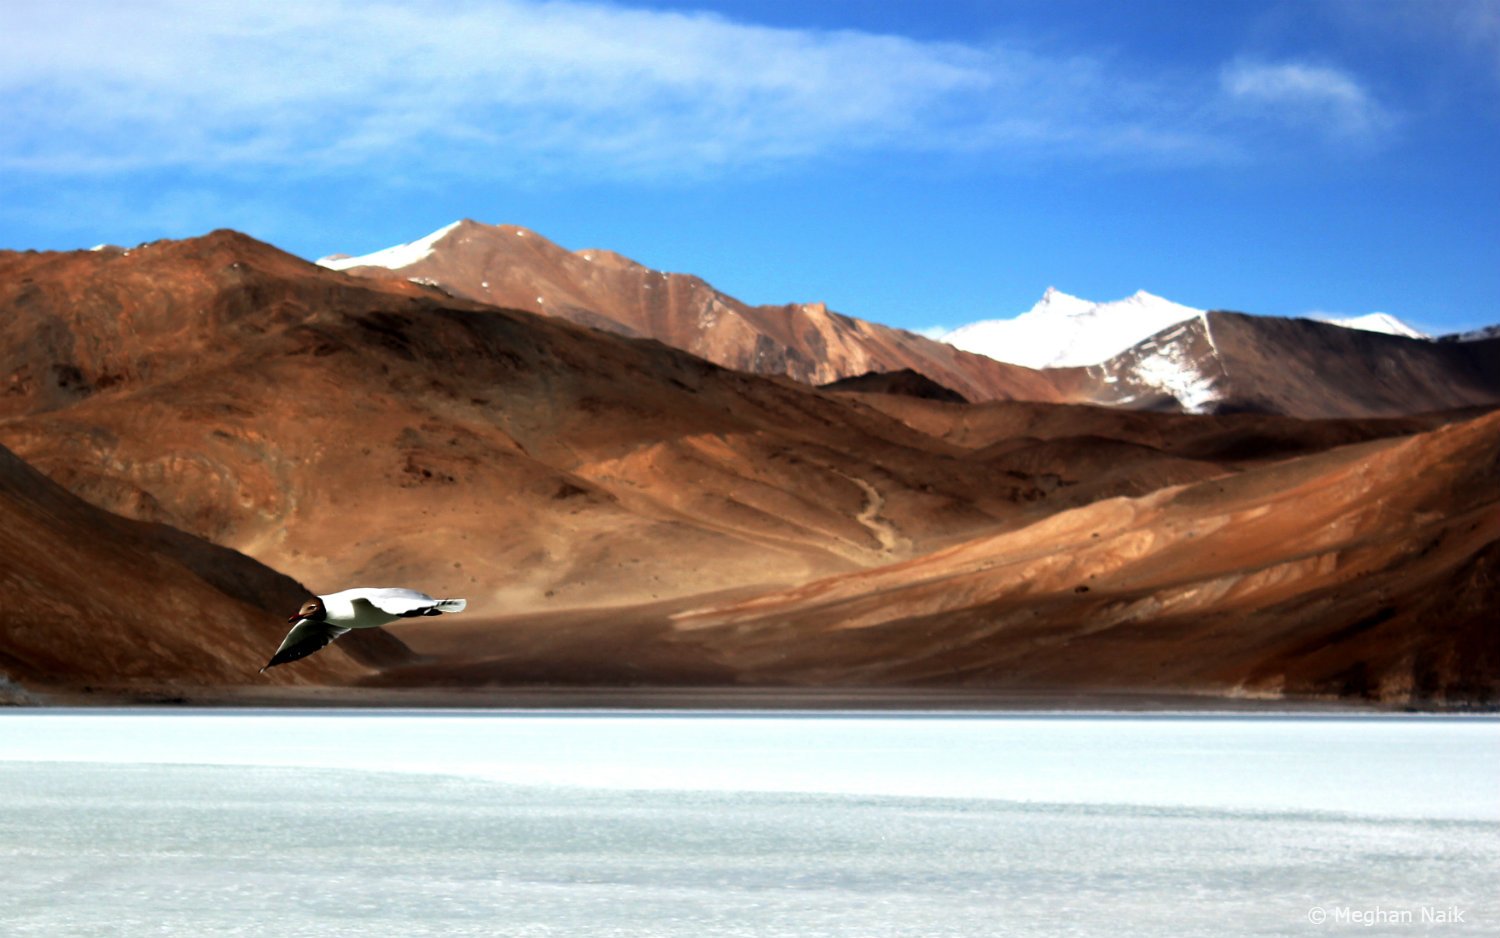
[941,288,1203,369]
[941,289,1429,370]
[1312,313,1426,339]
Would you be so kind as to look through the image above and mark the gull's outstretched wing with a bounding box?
[355,588,466,617]
[261,620,351,672]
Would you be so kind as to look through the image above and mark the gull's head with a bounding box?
[289,598,326,624]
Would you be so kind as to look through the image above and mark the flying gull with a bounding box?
[262,587,467,671]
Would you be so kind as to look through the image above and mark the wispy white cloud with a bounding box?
[0,0,1389,182]
[1220,59,1392,139]
[1223,61,1367,109]
[1,0,988,178]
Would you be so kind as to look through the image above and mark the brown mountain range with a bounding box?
[320,220,1074,404]
[0,232,1087,616]
[1,231,1496,705]
[320,220,1500,420]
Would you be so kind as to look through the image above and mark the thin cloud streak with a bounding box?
[1220,59,1392,139]
[1,0,1389,181]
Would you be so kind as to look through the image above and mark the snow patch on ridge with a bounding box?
[1128,351,1219,413]
[1089,315,1226,414]
[317,221,462,271]
[1128,319,1222,413]
[1199,312,1222,362]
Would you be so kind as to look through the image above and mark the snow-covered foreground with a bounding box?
[2,712,1493,936]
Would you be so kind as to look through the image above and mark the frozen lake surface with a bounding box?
[1,711,1495,936]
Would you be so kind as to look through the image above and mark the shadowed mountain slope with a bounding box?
[0,441,408,695]
[821,368,969,403]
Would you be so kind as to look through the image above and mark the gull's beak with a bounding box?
[288,613,303,624]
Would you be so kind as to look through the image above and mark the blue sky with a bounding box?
[3,0,1497,335]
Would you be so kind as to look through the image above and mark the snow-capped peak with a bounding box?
[1027,286,1095,319]
[1312,312,1426,339]
[317,220,462,272]
[942,288,1204,369]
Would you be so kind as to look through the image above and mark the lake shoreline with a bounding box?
[14,683,1495,714]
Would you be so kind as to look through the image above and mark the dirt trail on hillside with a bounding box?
[839,472,907,555]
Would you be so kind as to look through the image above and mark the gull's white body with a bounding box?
[261,587,467,671]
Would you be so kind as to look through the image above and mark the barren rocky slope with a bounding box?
[0,234,1100,617]
[393,411,1500,705]
[662,409,1500,703]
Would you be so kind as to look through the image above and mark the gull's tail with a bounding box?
[435,598,467,613]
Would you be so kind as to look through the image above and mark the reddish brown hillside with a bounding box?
[0,233,435,419]
[663,410,1500,704]
[0,234,1091,616]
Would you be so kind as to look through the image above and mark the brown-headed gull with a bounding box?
[261,587,467,671]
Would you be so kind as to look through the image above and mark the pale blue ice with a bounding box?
[1,711,1495,936]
